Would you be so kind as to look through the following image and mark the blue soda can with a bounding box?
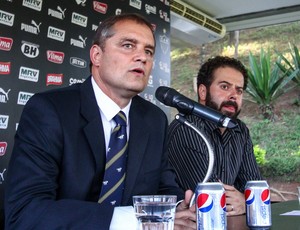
[196,182,226,230]
[245,180,272,229]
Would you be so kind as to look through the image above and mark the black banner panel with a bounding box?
[0,0,171,223]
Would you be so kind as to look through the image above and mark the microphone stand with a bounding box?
[174,114,215,207]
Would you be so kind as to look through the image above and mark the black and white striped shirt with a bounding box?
[167,114,262,193]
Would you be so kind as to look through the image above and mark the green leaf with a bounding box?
[246,48,295,119]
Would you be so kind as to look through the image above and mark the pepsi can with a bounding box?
[196,182,226,230]
[245,180,272,229]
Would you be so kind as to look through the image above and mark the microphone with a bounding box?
[155,86,237,128]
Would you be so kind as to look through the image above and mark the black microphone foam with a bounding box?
[155,86,237,128]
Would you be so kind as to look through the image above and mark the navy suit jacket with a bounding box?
[5,77,183,229]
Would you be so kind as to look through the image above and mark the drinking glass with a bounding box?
[133,195,177,230]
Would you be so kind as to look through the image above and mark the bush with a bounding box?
[244,111,300,182]
[291,146,300,156]
[253,145,267,165]
[260,156,300,182]
[246,48,295,120]
[245,112,300,157]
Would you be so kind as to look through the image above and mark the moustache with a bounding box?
[220,101,238,110]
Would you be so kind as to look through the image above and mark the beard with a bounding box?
[205,91,240,119]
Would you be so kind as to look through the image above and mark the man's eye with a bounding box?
[221,85,228,90]
[145,49,154,57]
[123,43,133,49]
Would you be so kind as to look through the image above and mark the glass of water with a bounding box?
[133,195,177,230]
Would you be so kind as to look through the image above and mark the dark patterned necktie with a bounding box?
[98,111,128,206]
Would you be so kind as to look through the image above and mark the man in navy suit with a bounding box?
[5,13,196,229]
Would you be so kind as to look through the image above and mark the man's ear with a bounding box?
[90,45,102,67]
[198,84,207,103]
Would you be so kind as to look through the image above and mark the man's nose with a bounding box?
[229,89,238,100]
[133,50,149,63]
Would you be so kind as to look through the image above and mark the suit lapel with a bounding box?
[122,97,150,204]
[80,77,106,170]
[78,82,152,203]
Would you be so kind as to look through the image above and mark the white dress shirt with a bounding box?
[91,77,131,153]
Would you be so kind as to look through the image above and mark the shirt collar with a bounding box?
[203,117,242,134]
[91,76,131,122]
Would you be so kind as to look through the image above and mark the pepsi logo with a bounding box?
[220,193,226,211]
[197,193,213,213]
[261,189,270,205]
[245,189,255,205]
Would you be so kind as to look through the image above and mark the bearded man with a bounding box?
[167,56,262,216]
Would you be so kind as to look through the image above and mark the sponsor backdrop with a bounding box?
[0,0,171,226]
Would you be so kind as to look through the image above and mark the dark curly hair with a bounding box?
[197,56,248,99]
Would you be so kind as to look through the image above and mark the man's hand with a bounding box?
[174,190,196,230]
[223,183,245,216]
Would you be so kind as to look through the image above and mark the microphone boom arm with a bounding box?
[174,114,215,207]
